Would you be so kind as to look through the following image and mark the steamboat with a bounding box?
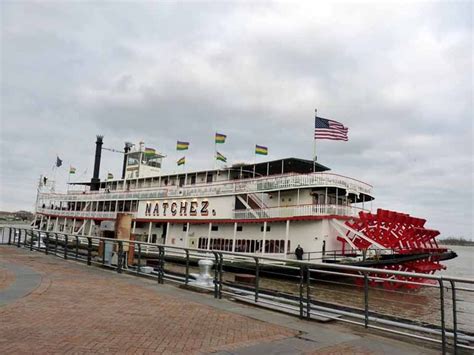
[33,136,456,282]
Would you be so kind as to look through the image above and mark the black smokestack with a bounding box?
[91,135,103,191]
[122,142,132,179]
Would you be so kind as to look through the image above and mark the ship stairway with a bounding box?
[236,194,269,219]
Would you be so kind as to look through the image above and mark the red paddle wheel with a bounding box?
[337,209,448,289]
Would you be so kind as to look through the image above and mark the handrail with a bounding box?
[20,227,473,284]
[37,171,374,203]
[4,226,473,354]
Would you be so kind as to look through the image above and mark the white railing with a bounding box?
[233,204,363,219]
[36,208,118,219]
[38,172,373,203]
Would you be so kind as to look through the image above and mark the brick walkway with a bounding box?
[0,247,296,354]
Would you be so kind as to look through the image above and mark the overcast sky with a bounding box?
[1,1,472,238]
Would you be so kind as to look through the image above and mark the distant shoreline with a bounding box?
[439,239,474,247]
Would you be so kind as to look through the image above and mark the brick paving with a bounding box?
[0,267,15,291]
[0,247,297,354]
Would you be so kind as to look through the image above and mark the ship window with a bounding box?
[151,234,157,243]
[182,224,188,232]
[211,225,219,231]
[127,152,140,166]
[131,201,138,212]
[236,225,243,232]
[191,175,196,185]
[179,176,185,187]
[206,173,213,183]
[260,225,271,232]
[110,202,116,212]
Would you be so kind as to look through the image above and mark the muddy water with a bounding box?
[163,252,474,334]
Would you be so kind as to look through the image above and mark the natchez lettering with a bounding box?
[145,201,209,217]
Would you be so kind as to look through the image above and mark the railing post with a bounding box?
[117,241,123,273]
[17,229,21,248]
[213,251,219,299]
[136,243,141,274]
[306,266,311,320]
[438,279,446,355]
[299,264,304,318]
[102,240,106,265]
[157,246,164,284]
[45,232,49,255]
[64,234,68,259]
[8,227,12,245]
[449,280,457,354]
[30,230,34,251]
[75,236,79,259]
[87,237,92,265]
[254,257,260,303]
[185,249,190,285]
[364,271,369,328]
[54,233,58,255]
[218,253,223,299]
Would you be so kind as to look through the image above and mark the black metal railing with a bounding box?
[1,226,473,354]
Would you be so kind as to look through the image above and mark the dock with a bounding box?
[0,246,440,354]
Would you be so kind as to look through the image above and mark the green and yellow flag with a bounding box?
[177,156,186,166]
[255,144,268,155]
[216,151,227,163]
[144,147,156,156]
[176,141,189,150]
[107,173,114,179]
[69,166,76,174]
[215,132,226,144]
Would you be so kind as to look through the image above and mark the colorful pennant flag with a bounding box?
[69,166,76,174]
[176,141,190,150]
[215,132,227,144]
[177,156,186,166]
[216,151,227,163]
[144,147,156,156]
[107,173,114,179]
[255,145,268,155]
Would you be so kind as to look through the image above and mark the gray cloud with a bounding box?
[1,1,472,238]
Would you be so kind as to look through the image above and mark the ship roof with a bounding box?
[68,157,329,186]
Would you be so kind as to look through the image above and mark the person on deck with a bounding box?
[295,245,304,260]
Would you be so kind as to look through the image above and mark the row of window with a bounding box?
[41,200,139,213]
[197,237,289,253]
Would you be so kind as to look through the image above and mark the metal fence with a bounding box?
[1,226,473,354]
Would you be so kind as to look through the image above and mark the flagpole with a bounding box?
[214,135,217,170]
[313,108,317,173]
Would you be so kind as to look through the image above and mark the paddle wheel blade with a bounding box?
[334,208,450,289]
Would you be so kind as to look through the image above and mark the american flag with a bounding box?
[314,116,349,141]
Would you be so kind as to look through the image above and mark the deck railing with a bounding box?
[38,172,373,202]
[3,226,472,354]
[233,204,363,219]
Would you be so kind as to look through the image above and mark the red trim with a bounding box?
[38,212,351,224]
